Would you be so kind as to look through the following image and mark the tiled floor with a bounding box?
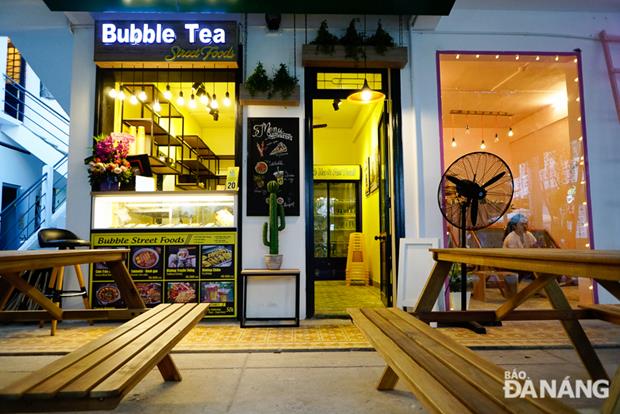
[314,280,384,316]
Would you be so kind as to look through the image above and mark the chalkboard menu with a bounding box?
[247,117,299,216]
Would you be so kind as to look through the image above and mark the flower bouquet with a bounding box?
[85,132,134,191]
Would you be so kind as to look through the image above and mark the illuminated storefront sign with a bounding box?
[94,20,238,64]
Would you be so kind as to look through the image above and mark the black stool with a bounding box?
[38,228,91,335]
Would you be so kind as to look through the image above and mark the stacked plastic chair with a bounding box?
[345,232,369,286]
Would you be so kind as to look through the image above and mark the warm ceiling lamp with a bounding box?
[347,78,384,103]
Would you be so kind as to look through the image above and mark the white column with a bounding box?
[64,26,96,308]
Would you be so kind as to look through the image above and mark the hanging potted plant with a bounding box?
[240,62,300,106]
[302,19,408,69]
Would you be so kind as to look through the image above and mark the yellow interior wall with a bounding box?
[357,102,383,286]
[313,128,360,164]
[201,127,235,156]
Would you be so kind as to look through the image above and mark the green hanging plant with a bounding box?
[245,62,272,97]
[365,20,395,55]
[309,20,339,55]
[271,64,298,99]
[340,19,365,61]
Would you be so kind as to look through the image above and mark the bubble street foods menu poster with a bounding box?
[90,230,237,317]
[247,117,300,216]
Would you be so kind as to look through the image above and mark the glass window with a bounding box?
[438,52,590,250]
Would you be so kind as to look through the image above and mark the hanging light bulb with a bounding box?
[164,84,172,100]
[117,89,126,101]
[451,137,457,148]
[108,87,118,98]
[138,88,147,102]
[223,91,231,107]
[480,139,486,150]
[152,99,161,112]
[508,127,514,137]
[465,125,470,135]
[199,90,209,105]
[188,93,197,109]
[494,132,500,143]
[129,94,139,105]
[211,93,219,109]
[176,90,185,106]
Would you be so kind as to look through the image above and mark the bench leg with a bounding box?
[157,354,182,381]
[377,365,399,390]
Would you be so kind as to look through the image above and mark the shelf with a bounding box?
[182,135,218,158]
[122,118,168,136]
[177,159,217,176]
[147,156,181,175]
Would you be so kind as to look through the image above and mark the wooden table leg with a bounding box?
[542,275,609,381]
[495,274,555,320]
[0,277,15,309]
[603,365,620,414]
[0,272,63,320]
[108,261,146,309]
[596,279,620,301]
[414,260,452,313]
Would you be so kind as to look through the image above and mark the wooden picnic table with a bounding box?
[0,249,147,322]
[414,248,620,385]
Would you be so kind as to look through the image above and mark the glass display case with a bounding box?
[92,191,236,229]
[313,181,360,279]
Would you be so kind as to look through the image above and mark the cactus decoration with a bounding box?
[262,180,286,255]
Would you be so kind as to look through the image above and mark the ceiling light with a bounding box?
[117,89,126,101]
[577,116,581,122]
[536,56,540,61]
[176,90,185,106]
[574,77,579,82]
[475,54,480,59]
[332,98,342,111]
[211,94,219,109]
[188,93,197,109]
[347,79,385,103]
[555,55,559,61]
[465,125,470,135]
[152,99,161,112]
[223,91,231,107]
[138,88,147,102]
[129,94,139,105]
[480,139,486,150]
[200,91,210,105]
[456,54,460,59]
[451,137,457,148]
[495,54,499,59]
[574,58,578,63]
[494,133,499,143]
[163,84,172,100]
[108,87,117,98]
[515,55,520,60]
[508,127,514,137]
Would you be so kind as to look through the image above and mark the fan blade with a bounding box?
[446,175,462,186]
[471,198,479,227]
[482,171,505,188]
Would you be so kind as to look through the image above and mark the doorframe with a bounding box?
[304,67,405,318]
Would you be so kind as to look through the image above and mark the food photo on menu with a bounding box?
[135,282,162,307]
[200,281,234,303]
[201,245,234,268]
[129,246,162,273]
[92,282,125,308]
[166,281,198,303]
[167,246,198,269]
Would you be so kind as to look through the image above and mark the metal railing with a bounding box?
[1,74,69,249]
[2,74,69,153]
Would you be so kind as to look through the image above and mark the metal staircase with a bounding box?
[0,74,69,250]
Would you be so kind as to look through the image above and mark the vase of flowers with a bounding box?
[85,132,134,191]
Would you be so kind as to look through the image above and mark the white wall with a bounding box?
[406,8,620,303]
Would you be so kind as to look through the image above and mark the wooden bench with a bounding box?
[0,303,208,412]
[579,304,620,325]
[349,307,576,414]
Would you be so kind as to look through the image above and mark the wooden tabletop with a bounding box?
[430,248,620,281]
[0,249,130,273]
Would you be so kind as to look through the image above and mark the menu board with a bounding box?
[89,229,237,318]
[247,117,300,216]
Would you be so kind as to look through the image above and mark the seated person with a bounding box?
[502,214,538,248]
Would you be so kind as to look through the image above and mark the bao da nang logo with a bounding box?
[504,370,609,399]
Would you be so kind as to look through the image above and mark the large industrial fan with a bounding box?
[437,151,514,311]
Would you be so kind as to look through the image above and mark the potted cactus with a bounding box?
[262,180,286,269]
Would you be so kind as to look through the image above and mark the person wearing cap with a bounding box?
[502,213,538,248]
